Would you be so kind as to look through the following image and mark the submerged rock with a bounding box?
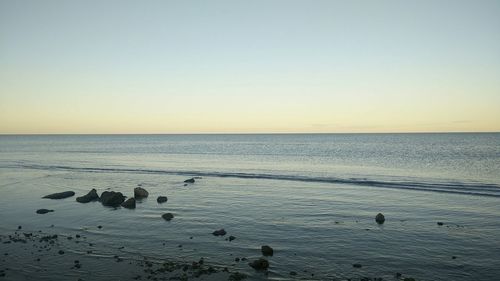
[43,191,75,199]
[162,213,174,221]
[375,213,385,224]
[261,245,274,256]
[212,229,227,236]
[229,272,247,281]
[36,209,54,214]
[249,258,269,270]
[353,263,362,268]
[121,198,136,209]
[157,196,168,203]
[76,189,99,203]
[184,178,195,183]
[100,191,125,207]
[134,187,149,198]
[437,222,444,226]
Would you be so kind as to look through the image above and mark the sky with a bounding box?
[1,0,499,134]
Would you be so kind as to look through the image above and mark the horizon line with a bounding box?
[0,131,499,136]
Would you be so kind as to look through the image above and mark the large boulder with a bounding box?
[76,189,99,203]
[121,198,136,209]
[43,191,75,199]
[375,213,385,224]
[134,187,149,199]
[261,245,274,256]
[157,196,168,203]
[100,191,125,207]
[249,258,269,270]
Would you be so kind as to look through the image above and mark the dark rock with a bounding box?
[76,189,99,203]
[353,263,362,268]
[58,250,65,255]
[437,222,444,226]
[212,229,226,236]
[134,187,149,198]
[261,245,273,256]
[43,191,75,199]
[157,196,168,203]
[100,191,125,207]
[249,258,269,270]
[184,178,195,183]
[403,278,416,281]
[121,198,136,209]
[375,213,385,224]
[228,235,236,242]
[36,209,54,214]
[162,213,174,221]
[97,225,102,229]
[290,271,297,276]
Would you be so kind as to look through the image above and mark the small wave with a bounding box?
[5,163,500,198]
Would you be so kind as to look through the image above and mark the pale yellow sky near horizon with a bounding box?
[1,0,499,134]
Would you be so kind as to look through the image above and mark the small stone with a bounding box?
[437,222,444,226]
[36,209,54,214]
[212,229,226,236]
[58,250,65,255]
[162,213,174,221]
[375,213,385,224]
[261,245,273,256]
[249,258,269,270]
[157,196,168,203]
[184,178,195,183]
[353,263,362,268]
[228,235,236,242]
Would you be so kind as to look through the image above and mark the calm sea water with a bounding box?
[1,133,499,280]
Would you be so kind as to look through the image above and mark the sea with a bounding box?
[0,133,499,280]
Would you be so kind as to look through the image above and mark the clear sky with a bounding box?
[1,0,499,134]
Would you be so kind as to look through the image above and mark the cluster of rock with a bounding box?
[39,185,172,219]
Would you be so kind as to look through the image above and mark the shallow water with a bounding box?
[1,134,499,280]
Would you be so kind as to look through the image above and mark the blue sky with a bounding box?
[1,0,499,133]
